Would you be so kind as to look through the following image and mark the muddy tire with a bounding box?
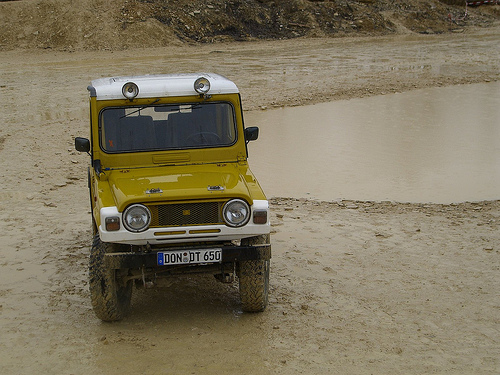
[89,234,132,321]
[239,234,270,312]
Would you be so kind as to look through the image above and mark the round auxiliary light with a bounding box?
[122,204,151,232]
[223,199,250,227]
[194,77,211,95]
[122,82,139,100]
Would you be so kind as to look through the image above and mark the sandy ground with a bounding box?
[0,27,499,374]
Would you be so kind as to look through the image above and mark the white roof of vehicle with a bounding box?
[89,73,239,100]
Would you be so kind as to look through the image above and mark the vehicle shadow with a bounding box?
[127,274,244,321]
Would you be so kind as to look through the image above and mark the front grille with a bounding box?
[147,201,226,227]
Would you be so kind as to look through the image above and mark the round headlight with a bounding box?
[122,204,151,232]
[122,82,139,100]
[223,199,250,227]
[194,77,211,95]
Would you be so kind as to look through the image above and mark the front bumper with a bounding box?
[105,243,271,269]
[99,200,270,245]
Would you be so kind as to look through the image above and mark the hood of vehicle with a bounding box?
[107,163,254,212]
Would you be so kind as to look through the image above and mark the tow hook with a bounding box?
[214,262,235,283]
[141,266,155,289]
[215,273,235,283]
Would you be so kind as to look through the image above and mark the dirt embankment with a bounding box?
[0,0,499,51]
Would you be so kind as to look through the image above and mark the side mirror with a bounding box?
[244,127,259,143]
[75,137,90,153]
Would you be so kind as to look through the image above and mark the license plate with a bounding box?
[157,248,222,266]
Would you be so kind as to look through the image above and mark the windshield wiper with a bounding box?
[120,98,160,118]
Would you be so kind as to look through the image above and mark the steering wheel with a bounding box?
[186,132,221,146]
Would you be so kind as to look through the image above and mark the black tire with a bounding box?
[89,234,133,321]
[239,234,270,312]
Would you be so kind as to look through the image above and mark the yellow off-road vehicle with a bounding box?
[75,74,270,321]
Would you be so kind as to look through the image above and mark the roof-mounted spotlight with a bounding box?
[122,82,139,100]
[194,77,211,97]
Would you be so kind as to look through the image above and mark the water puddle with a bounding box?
[247,82,500,203]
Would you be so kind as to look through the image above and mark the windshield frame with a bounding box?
[98,101,238,154]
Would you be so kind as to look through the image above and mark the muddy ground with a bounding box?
[0,1,500,374]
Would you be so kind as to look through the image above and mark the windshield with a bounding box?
[99,102,237,153]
